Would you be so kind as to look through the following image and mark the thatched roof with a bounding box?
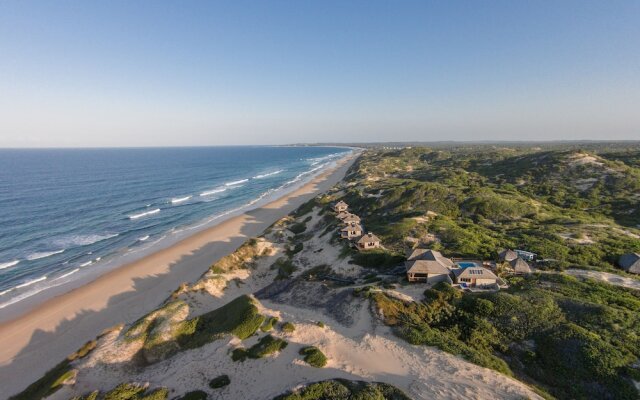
[341,224,363,232]
[498,249,518,262]
[453,266,499,280]
[509,257,532,274]
[406,249,455,268]
[619,253,640,274]
[342,214,361,223]
[406,260,451,275]
[334,200,348,209]
[357,232,381,245]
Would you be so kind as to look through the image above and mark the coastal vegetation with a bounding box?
[372,275,640,399]
[299,346,328,368]
[273,379,411,400]
[124,295,265,364]
[208,375,231,389]
[340,147,640,271]
[232,334,288,361]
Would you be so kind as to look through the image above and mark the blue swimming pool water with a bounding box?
[457,262,477,268]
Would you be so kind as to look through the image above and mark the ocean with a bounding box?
[0,146,351,311]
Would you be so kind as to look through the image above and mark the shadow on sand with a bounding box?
[0,158,354,399]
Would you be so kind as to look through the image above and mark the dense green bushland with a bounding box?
[232,334,288,361]
[340,147,640,272]
[273,379,411,400]
[372,275,640,399]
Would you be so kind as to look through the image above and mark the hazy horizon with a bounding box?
[1,1,639,147]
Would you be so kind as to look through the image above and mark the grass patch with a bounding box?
[261,316,279,332]
[351,249,404,270]
[176,295,265,349]
[10,337,98,400]
[281,322,295,333]
[209,238,264,273]
[271,257,297,280]
[299,346,328,368]
[209,374,231,389]
[100,383,168,400]
[232,335,288,361]
[288,221,307,235]
[273,379,411,400]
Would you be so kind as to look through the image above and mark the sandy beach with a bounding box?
[0,153,357,399]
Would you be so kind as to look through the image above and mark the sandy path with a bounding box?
[565,269,640,290]
[0,153,357,399]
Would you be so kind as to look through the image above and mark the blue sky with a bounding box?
[0,1,639,146]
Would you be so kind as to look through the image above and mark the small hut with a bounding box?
[509,257,532,274]
[333,200,348,213]
[356,232,381,250]
[340,224,363,239]
[498,249,518,262]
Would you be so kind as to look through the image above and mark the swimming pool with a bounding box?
[457,262,478,269]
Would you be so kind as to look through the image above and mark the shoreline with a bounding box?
[0,152,358,399]
[0,150,350,321]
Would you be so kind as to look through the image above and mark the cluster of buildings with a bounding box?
[405,249,506,289]
[333,200,382,251]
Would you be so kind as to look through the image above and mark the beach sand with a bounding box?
[0,153,357,399]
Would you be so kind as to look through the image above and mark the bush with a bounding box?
[288,222,307,235]
[281,322,295,333]
[273,379,411,400]
[102,383,169,400]
[177,391,208,400]
[209,375,231,389]
[299,346,328,368]
[271,258,297,280]
[351,249,404,269]
[261,316,279,332]
[176,295,265,350]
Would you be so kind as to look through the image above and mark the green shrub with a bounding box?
[286,242,303,257]
[209,374,231,389]
[177,391,208,400]
[176,295,265,350]
[299,346,328,368]
[103,383,146,400]
[231,347,248,362]
[281,322,295,333]
[261,316,279,332]
[316,321,325,328]
[288,222,307,235]
[271,257,297,280]
[351,249,404,269]
[273,379,411,400]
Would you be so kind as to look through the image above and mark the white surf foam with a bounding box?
[0,260,19,270]
[138,235,150,241]
[80,260,93,267]
[225,179,249,186]
[56,268,79,280]
[54,233,118,247]
[200,188,227,196]
[26,249,64,261]
[253,169,284,179]
[171,195,192,204]
[15,276,47,289]
[129,208,160,220]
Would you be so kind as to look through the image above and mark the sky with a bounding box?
[0,0,639,147]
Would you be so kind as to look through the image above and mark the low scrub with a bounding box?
[351,249,404,270]
[271,257,297,280]
[281,322,295,333]
[273,379,411,400]
[261,316,279,332]
[299,346,327,368]
[209,374,231,389]
[210,238,264,273]
[10,338,97,400]
[232,335,288,361]
[177,391,208,400]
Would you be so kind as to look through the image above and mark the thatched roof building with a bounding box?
[509,257,532,274]
[619,253,640,274]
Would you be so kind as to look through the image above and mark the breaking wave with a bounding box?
[0,260,19,270]
[26,249,65,261]
[129,209,161,220]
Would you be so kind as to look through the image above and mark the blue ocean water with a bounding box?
[0,146,350,309]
